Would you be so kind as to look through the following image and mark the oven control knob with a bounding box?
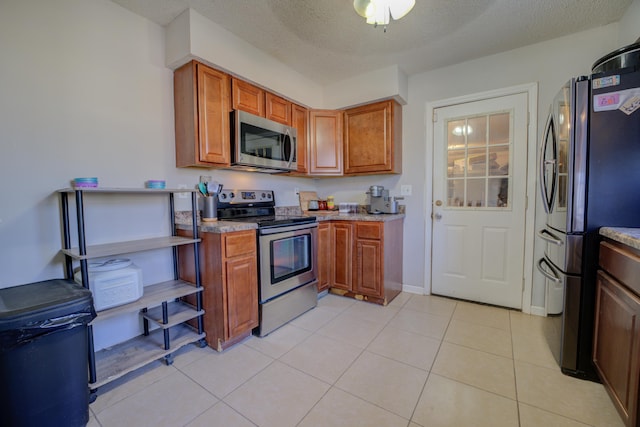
[229,192,235,199]
[261,192,266,199]
[267,193,272,199]
[220,193,227,199]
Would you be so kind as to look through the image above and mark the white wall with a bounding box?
[618,0,640,46]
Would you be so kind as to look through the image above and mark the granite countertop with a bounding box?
[600,227,640,251]
[304,211,405,222]
[174,211,257,234]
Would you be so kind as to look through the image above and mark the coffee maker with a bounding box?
[367,185,402,214]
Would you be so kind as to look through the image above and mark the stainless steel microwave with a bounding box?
[232,110,297,172]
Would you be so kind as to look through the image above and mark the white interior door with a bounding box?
[431,93,528,309]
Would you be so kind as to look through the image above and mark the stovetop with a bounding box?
[216,189,315,228]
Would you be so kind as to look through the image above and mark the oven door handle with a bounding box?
[260,222,318,235]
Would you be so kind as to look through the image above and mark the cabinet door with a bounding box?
[232,78,265,117]
[266,92,292,125]
[174,61,231,167]
[593,271,640,427]
[225,254,259,339]
[317,222,331,292]
[331,223,352,290]
[292,104,309,174]
[344,100,402,175]
[354,238,383,298]
[309,110,343,175]
[198,65,232,165]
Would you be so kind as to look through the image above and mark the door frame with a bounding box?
[424,83,538,314]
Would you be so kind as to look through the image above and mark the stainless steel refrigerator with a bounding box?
[537,45,640,380]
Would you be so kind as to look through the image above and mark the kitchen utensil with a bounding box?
[206,181,221,195]
[198,182,208,196]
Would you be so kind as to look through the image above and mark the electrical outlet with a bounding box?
[401,185,412,196]
[177,184,188,198]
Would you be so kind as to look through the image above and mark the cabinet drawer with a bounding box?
[224,231,256,258]
[600,241,640,295]
[356,222,382,240]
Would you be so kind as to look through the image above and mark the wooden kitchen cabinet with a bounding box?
[330,222,353,291]
[232,78,265,117]
[266,92,292,125]
[309,110,343,175]
[344,99,402,175]
[179,229,259,351]
[353,222,384,298]
[292,103,309,174]
[174,61,231,167]
[316,222,331,292]
[324,219,403,305]
[593,240,640,427]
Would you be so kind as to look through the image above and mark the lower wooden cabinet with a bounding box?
[594,240,640,427]
[317,222,331,292]
[331,222,353,291]
[178,229,259,351]
[317,219,403,305]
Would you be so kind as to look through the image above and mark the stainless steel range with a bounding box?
[217,190,318,336]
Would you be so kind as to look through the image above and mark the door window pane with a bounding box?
[466,116,487,149]
[445,109,512,209]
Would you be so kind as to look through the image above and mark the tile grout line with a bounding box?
[406,298,458,426]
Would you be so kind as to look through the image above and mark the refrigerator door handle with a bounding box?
[539,112,557,214]
[537,228,563,246]
[537,257,562,283]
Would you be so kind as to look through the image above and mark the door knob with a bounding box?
[435,200,443,206]
[433,213,442,220]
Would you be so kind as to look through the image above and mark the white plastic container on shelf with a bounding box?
[73,259,143,311]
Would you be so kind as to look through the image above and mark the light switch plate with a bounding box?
[401,185,412,196]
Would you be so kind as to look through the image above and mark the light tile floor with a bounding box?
[88,293,624,427]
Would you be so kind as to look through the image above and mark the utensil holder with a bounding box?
[201,196,218,221]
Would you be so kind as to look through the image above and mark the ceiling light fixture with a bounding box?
[353,0,415,31]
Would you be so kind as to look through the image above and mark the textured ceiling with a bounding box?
[112,0,633,85]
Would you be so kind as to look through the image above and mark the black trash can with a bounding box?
[0,279,96,427]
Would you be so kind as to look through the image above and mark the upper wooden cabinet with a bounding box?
[292,103,309,174]
[309,110,343,176]
[266,92,292,125]
[174,61,231,167]
[344,99,402,175]
[232,78,265,117]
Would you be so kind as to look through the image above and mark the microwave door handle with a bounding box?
[284,128,294,169]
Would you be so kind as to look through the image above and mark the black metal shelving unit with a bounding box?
[58,187,205,398]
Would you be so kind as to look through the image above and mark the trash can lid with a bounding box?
[0,279,93,324]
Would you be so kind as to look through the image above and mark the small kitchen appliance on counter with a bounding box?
[367,185,403,214]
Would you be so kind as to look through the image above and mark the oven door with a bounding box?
[259,222,317,302]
